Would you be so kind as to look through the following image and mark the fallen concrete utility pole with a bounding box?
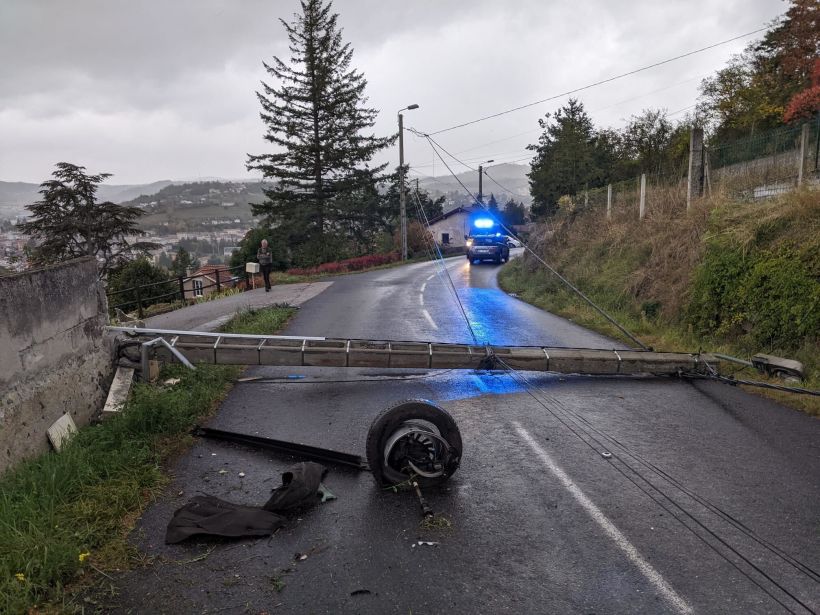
[108,326,719,377]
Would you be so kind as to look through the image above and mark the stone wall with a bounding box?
[0,257,114,473]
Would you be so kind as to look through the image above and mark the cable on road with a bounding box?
[411,128,650,350]
[493,358,817,614]
[425,26,768,136]
[405,171,819,609]
[409,183,480,344]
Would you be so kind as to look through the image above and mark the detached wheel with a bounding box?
[366,399,462,488]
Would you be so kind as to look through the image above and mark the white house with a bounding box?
[425,205,479,247]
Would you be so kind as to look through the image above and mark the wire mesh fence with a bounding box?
[570,117,818,222]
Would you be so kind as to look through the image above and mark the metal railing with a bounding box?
[107,263,250,319]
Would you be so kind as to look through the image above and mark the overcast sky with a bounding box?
[0,0,786,185]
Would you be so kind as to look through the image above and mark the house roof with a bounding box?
[191,264,236,284]
[426,204,478,225]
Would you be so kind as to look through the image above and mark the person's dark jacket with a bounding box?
[257,247,272,266]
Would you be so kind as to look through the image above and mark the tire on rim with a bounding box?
[366,399,462,487]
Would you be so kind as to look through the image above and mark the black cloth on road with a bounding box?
[165,462,327,544]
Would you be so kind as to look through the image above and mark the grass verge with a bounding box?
[498,189,819,416]
[0,305,297,613]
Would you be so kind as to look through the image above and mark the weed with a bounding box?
[419,514,453,531]
[499,188,819,415]
[0,305,297,612]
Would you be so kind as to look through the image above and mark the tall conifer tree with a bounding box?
[247,0,393,265]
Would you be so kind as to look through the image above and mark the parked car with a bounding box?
[506,236,523,248]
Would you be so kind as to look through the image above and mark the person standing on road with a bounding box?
[257,239,273,291]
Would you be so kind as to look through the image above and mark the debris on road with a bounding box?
[165,462,330,544]
[350,589,372,596]
[419,513,452,531]
[601,451,612,459]
[411,541,440,548]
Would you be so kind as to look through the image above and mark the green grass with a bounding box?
[0,305,297,613]
[219,304,298,334]
[498,189,820,416]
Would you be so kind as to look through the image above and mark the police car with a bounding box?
[465,215,510,265]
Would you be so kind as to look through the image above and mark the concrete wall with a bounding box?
[0,257,113,473]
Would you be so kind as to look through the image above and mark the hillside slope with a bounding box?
[499,189,820,415]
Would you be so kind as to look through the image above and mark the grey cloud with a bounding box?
[0,0,785,183]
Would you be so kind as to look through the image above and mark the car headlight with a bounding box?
[466,239,473,247]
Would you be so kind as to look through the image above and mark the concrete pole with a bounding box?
[687,127,704,211]
[797,122,809,187]
[606,184,612,220]
[639,174,646,220]
[398,112,407,260]
[478,165,484,204]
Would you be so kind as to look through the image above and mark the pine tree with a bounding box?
[19,162,156,278]
[527,99,600,218]
[247,0,393,266]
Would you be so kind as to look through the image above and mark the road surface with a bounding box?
[109,254,820,615]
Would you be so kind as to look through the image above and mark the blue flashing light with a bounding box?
[473,218,494,229]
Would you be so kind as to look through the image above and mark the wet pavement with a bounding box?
[108,253,820,614]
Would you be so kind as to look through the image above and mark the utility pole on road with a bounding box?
[398,104,420,260]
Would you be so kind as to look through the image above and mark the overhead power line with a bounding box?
[427,26,767,136]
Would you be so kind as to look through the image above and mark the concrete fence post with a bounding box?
[797,123,809,186]
[687,127,704,210]
[606,184,612,220]
[639,174,646,220]
[178,276,185,302]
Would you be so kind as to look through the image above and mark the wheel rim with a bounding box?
[383,419,451,479]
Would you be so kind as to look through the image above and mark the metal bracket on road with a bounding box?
[192,426,368,470]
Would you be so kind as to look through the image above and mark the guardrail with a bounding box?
[107,264,250,319]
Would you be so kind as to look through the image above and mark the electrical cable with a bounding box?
[413,128,649,350]
[427,27,768,136]
[402,155,817,609]
[409,185,480,344]
[495,358,817,614]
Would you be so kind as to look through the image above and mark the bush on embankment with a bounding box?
[499,188,820,414]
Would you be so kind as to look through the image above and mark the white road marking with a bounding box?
[422,309,438,330]
[512,422,693,615]
[426,273,436,281]
[419,293,424,306]
[420,281,427,294]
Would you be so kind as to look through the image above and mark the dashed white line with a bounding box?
[512,422,693,615]
[420,281,427,294]
[422,309,438,330]
[426,273,436,281]
[419,293,424,306]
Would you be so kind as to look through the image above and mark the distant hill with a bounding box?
[414,163,531,206]
[121,180,269,232]
[0,178,269,222]
[0,179,175,220]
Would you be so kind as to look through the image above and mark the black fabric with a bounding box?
[165,495,285,544]
[165,462,327,544]
[261,263,272,289]
[263,462,327,511]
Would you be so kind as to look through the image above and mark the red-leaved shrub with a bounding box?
[287,252,400,276]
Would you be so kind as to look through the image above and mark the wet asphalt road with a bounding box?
[111,254,820,615]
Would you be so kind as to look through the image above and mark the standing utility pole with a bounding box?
[398,104,419,260]
[477,159,494,205]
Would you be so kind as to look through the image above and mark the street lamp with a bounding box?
[477,159,494,204]
[398,103,420,260]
